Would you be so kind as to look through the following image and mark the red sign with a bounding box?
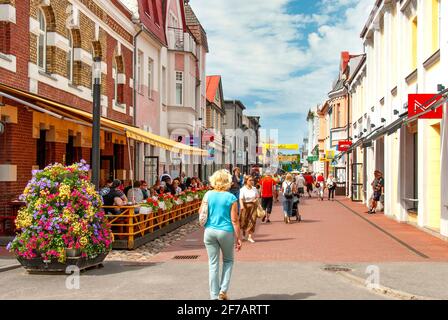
[408,94,443,119]
[338,140,352,152]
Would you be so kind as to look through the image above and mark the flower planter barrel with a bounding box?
[17,252,109,273]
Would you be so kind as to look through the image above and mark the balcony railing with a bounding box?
[168,27,185,51]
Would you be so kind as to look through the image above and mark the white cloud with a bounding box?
[191,0,374,143]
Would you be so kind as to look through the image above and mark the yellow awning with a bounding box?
[0,83,207,156]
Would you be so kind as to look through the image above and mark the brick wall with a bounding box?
[0,0,136,215]
[0,105,36,215]
[1,0,29,91]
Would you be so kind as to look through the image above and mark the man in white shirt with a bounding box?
[295,174,306,197]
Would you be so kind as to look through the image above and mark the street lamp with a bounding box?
[91,56,102,190]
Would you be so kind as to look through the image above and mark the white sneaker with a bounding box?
[247,237,255,243]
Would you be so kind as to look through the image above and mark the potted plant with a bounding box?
[7,160,113,272]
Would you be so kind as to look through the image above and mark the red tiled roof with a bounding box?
[206,76,221,103]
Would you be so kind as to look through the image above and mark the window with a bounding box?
[337,103,341,127]
[151,0,160,25]
[169,12,178,28]
[411,17,418,70]
[148,58,153,98]
[432,0,440,51]
[37,9,47,70]
[162,66,166,104]
[113,59,118,103]
[142,0,150,15]
[176,71,183,105]
[137,50,143,93]
[67,30,74,82]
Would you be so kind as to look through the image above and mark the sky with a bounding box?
[192,0,376,152]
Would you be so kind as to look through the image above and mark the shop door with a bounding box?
[101,156,115,183]
[144,156,159,186]
[334,167,346,196]
[352,163,363,202]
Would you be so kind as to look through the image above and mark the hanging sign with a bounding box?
[408,94,443,119]
[338,140,352,152]
[325,150,335,160]
[263,144,299,150]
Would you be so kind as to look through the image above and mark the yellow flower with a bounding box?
[16,208,32,229]
[59,184,71,199]
[79,237,88,246]
[72,222,82,235]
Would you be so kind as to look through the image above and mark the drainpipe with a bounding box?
[344,81,350,198]
[133,25,144,181]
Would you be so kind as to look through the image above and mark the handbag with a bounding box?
[199,192,210,227]
[256,200,266,219]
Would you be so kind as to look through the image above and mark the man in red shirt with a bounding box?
[260,172,275,223]
[304,172,314,198]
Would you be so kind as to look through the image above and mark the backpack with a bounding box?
[284,182,293,199]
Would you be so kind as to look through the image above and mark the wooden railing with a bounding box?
[103,199,201,250]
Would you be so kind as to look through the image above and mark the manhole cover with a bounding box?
[173,255,199,260]
[323,265,352,272]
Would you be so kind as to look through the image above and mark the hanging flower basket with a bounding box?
[7,160,113,272]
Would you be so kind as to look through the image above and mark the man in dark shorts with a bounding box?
[260,172,275,223]
[304,172,314,198]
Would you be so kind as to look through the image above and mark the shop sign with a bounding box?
[408,94,443,119]
[338,140,352,152]
[325,150,335,160]
[263,144,299,150]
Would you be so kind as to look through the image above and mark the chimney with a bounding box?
[340,51,350,73]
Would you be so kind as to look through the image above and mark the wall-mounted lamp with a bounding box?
[381,118,386,123]
[437,84,446,92]
[363,128,367,132]
[371,123,376,128]
[393,109,399,115]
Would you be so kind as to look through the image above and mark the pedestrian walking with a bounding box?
[304,172,314,198]
[295,174,306,198]
[239,175,259,243]
[281,173,296,224]
[230,167,242,211]
[273,173,280,202]
[316,173,325,201]
[368,170,384,214]
[326,174,336,200]
[201,170,242,300]
[259,172,275,223]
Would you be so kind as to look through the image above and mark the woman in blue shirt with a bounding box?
[201,169,242,300]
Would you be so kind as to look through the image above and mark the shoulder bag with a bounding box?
[199,192,210,227]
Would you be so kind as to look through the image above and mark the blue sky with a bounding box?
[192,0,375,152]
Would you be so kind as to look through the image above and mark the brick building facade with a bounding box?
[0,0,136,219]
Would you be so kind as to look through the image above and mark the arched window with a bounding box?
[37,9,47,70]
[67,30,74,82]
[113,58,118,103]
